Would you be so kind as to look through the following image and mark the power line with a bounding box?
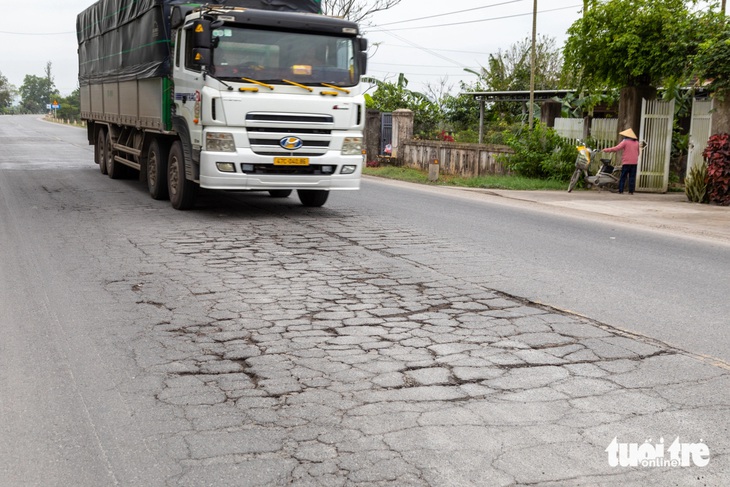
[375,29,469,68]
[371,61,474,69]
[367,69,476,78]
[0,30,74,36]
[370,4,582,32]
[377,0,524,27]
[374,44,493,56]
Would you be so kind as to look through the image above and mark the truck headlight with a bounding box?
[341,137,363,155]
[206,132,236,152]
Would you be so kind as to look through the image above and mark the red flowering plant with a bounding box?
[702,133,730,206]
[438,130,455,142]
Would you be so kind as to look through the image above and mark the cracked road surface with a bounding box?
[1,117,728,485]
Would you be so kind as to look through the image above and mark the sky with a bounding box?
[364,0,584,94]
[0,0,584,98]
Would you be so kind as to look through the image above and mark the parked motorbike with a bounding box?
[567,141,620,192]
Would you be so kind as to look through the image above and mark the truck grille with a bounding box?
[246,112,334,156]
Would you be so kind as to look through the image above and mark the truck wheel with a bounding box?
[297,189,329,207]
[106,131,124,179]
[147,139,169,200]
[168,141,196,210]
[269,190,292,198]
[96,129,108,175]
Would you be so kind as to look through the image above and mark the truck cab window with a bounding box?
[185,36,202,72]
[175,30,182,68]
[211,26,358,86]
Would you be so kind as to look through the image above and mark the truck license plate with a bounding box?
[274,157,309,166]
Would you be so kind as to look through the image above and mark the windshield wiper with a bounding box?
[321,83,350,94]
[282,79,314,92]
[203,71,234,91]
[240,78,275,90]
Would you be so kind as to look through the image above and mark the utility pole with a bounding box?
[528,0,537,129]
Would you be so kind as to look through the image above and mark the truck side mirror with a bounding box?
[359,51,367,75]
[192,48,212,69]
[192,20,212,49]
[358,38,368,75]
[187,19,219,70]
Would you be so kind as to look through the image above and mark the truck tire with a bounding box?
[268,190,292,198]
[147,139,169,200]
[297,189,329,207]
[96,129,108,175]
[168,140,196,210]
[106,131,125,179]
[567,169,581,192]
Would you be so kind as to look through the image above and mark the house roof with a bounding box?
[459,90,576,102]
[461,87,712,103]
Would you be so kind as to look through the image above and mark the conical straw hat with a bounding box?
[619,128,637,139]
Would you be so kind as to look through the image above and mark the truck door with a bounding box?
[173,28,205,149]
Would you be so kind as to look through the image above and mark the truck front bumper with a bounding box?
[199,150,362,191]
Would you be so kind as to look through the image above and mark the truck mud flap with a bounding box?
[171,116,200,181]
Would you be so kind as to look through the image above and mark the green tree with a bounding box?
[441,81,484,134]
[19,75,52,113]
[470,35,568,122]
[479,35,566,92]
[563,0,722,91]
[56,87,81,121]
[0,71,16,113]
[19,62,58,114]
[364,73,441,137]
[692,20,730,97]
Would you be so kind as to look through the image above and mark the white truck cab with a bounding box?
[172,6,367,200]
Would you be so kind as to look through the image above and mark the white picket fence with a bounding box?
[553,118,584,144]
[590,119,619,150]
[553,118,618,150]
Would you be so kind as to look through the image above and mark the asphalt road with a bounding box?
[1,115,728,486]
[336,177,730,364]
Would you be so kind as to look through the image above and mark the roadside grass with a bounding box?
[363,166,568,191]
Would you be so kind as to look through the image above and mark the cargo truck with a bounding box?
[77,0,368,209]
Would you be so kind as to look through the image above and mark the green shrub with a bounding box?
[685,161,708,203]
[702,133,730,206]
[501,123,575,180]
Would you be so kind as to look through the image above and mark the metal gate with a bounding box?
[380,112,393,155]
[638,98,675,193]
[686,99,713,177]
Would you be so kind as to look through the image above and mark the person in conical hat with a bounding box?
[604,128,640,194]
[619,128,637,139]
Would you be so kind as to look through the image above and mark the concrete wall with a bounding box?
[711,96,730,135]
[364,109,381,165]
[391,109,414,159]
[399,140,512,177]
[372,108,512,177]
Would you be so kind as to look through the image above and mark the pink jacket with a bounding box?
[604,138,640,165]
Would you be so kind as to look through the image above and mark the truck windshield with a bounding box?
[212,27,359,87]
